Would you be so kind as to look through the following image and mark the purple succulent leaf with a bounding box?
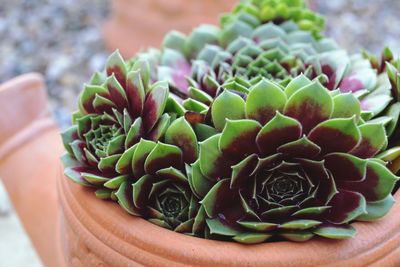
[132,139,157,179]
[199,134,233,181]
[148,113,171,141]
[61,153,92,186]
[106,74,129,112]
[155,167,187,184]
[144,143,183,175]
[324,153,367,182]
[308,117,361,155]
[132,174,154,209]
[142,82,169,132]
[250,153,283,176]
[350,123,387,159]
[125,117,143,149]
[106,50,127,88]
[98,154,121,173]
[245,79,287,125]
[336,161,398,202]
[284,81,333,134]
[93,94,116,114]
[116,144,137,174]
[70,139,87,164]
[220,119,261,161]
[84,148,99,167]
[277,136,321,159]
[231,154,258,189]
[256,112,302,157]
[327,189,366,224]
[201,179,239,218]
[126,70,145,118]
[165,117,198,164]
[78,84,108,114]
[261,206,298,222]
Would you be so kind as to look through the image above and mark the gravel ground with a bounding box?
[0,1,400,267]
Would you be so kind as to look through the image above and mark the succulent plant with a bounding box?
[157,12,393,125]
[61,50,184,197]
[61,0,400,245]
[221,0,325,40]
[114,136,200,233]
[189,76,398,243]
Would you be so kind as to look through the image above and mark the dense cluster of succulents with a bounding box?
[62,0,400,244]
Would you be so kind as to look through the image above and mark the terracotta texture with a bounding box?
[0,73,64,267]
[103,0,237,57]
[59,168,400,266]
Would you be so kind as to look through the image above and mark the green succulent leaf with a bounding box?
[357,195,396,221]
[212,90,246,131]
[331,93,361,121]
[132,139,157,179]
[245,79,287,125]
[232,233,273,244]
[189,160,215,199]
[206,218,240,236]
[313,224,356,239]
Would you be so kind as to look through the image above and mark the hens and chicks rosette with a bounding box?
[61,0,400,244]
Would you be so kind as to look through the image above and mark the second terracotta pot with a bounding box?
[58,167,400,266]
[103,0,237,57]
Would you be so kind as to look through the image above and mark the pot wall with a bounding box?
[103,0,237,57]
[59,167,400,266]
[0,73,64,267]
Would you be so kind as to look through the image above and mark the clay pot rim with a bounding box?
[59,166,400,266]
[0,73,56,161]
[0,72,43,93]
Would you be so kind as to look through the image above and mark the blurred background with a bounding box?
[0,0,399,266]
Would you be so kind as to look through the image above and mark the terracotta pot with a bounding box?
[0,73,64,267]
[59,167,400,266]
[103,0,237,57]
